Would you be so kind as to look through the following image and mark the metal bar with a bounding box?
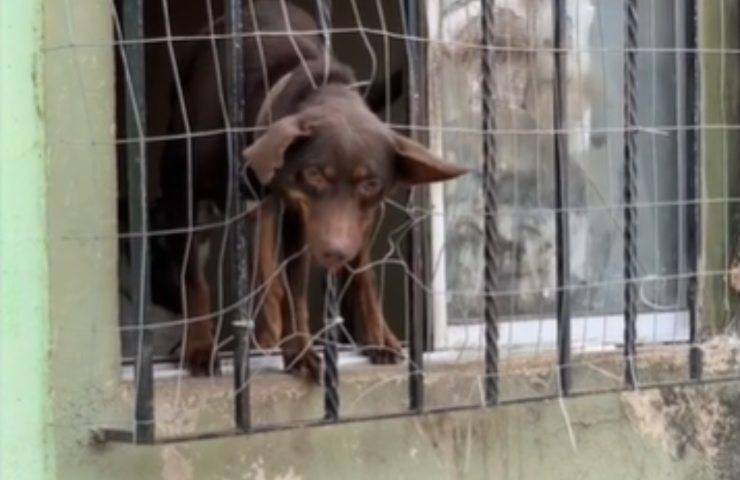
[481,0,500,406]
[97,429,135,444]
[123,0,155,445]
[233,320,251,430]
[323,316,340,422]
[552,0,571,395]
[100,371,740,445]
[623,0,639,389]
[225,0,251,430]
[404,0,426,413]
[314,0,341,423]
[683,0,702,381]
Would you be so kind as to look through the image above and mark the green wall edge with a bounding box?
[0,1,56,479]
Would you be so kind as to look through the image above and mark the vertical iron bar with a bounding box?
[316,0,340,424]
[481,0,500,406]
[123,0,154,444]
[683,0,702,381]
[233,321,251,430]
[553,0,571,395]
[623,0,639,389]
[324,316,340,422]
[404,0,426,413]
[225,0,250,430]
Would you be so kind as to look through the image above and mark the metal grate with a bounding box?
[91,0,733,445]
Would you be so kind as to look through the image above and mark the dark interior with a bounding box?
[115,0,416,360]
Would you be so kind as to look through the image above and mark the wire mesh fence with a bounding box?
[43,0,740,444]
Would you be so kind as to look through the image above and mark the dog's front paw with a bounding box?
[254,326,281,351]
[363,328,404,365]
[283,347,322,383]
[184,339,221,376]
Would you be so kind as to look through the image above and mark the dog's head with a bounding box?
[243,87,468,271]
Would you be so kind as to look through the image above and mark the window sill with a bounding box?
[112,332,729,440]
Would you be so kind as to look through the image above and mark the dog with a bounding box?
[153,0,467,380]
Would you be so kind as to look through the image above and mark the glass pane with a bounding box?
[431,0,690,347]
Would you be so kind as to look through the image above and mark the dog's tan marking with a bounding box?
[352,165,369,181]
[323,165,337,180]
[255,72,294,128]
[351,244,403,363]
[254,199,284,348]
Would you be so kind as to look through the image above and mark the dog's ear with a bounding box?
[393,133,469,185]
[242,115,311,185]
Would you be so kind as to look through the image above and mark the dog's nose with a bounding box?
[322,249,348,268]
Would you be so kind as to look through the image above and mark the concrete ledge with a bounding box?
[109,337,740,440]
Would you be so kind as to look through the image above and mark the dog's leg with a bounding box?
[253,198,319,381]
[254,198,284,349]
[279,248,321,382]
[351,247,403,364]
[183,233,218,376]
[155,195,219,375]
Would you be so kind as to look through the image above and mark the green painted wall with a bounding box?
[0,1,56,478]
[42,0,126,476]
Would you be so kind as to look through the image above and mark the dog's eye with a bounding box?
[358,178,381,197]
[302,166,328,191]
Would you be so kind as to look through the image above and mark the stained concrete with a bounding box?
[38,0,740,479]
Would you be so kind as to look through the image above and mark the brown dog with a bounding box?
[155,1,466,378]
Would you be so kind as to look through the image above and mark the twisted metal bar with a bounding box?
[481,0,500,406]
[323,315,341,421]
[623,0,639,389]
[315,0,340,423]
[226,0,251,430]
[403,0,426,413]
[682,0,702,381]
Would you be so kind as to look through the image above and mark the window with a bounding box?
[96,0,729,445]
[429,0,696,356]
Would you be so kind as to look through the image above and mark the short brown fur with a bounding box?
[154,1,467,380]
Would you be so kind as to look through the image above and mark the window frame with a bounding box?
[425,0,701,367]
